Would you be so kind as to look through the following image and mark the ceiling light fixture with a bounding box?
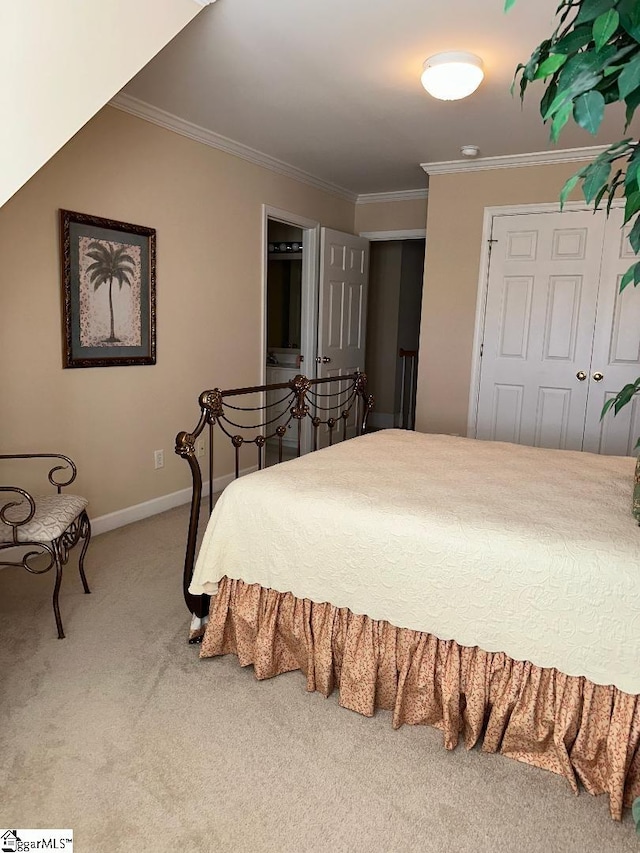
[421,52,484,101]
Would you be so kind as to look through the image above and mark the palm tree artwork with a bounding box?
[85,240,136,344]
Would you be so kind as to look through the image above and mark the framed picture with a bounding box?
[60,209,156,368]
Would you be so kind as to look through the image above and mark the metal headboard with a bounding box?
[175,372,373,620]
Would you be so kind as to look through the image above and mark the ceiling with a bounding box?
[120,0,631,196]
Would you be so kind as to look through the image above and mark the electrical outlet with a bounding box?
[197,439,206,458]
[154,449,164,469]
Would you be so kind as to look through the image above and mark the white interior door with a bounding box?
[317,228,370,438]
[583,208,640,455]
[476,210,606,450]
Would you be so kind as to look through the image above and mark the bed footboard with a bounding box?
[175,372,373,627]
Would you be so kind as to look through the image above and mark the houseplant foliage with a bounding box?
[508,0,640,833]
[508,0,640,425]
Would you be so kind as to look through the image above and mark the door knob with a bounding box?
[576,371,587,381]
[316,356,331,364]
[593,372,604,382]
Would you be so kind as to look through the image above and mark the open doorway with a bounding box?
[266,221,304,371]
[365,238,425,430]
[261,206,319,385]
[265,221,304,452]
[261,206,320,456]
[261,207,371,455]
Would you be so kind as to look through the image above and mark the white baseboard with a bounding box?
[91,465,257,537]
[1,465,257,559]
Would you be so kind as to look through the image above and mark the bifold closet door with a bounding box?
[582,208,640,456]
[475,210,606,450]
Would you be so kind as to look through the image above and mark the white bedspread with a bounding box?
[190,430,640,694]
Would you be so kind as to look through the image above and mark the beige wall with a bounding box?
[415,163,586,436]
[0,106,354,518]
[355,197,428,234]
[0,0,200,207]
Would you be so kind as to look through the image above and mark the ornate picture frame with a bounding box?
[60,209,156,368]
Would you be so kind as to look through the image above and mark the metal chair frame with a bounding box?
[0,454,91,639]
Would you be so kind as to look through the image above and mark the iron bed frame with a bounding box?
[175,371,373,627]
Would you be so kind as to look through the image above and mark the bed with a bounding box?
[176,373,640,821]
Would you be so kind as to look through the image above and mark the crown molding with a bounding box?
[109,93,358,203]
[421,145,609,176]
[356,188,429,204]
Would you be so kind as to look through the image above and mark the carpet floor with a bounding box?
[0,504,637,853]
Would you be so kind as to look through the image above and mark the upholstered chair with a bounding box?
[0,454,91,638]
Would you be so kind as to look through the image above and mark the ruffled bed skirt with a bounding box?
[198,577,640,820]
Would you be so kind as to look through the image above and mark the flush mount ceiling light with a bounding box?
[421,52,484,101]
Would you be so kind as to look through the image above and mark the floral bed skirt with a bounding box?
[197,576,640,820]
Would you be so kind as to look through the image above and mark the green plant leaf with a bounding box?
[511,63,525,97]
[633,796,640,833]
[554,0,576,29]
[624,190,640,223]
[575,0,616,26]
[593,181,609,210]
[620,263,638,292]
[535,53,568,78]
[582,160,612,202]
[504,0,518,10]
[614,380,640,414]
[601,401,616,419]
[577,43,637,79]
[593,9,620,51]
[618,53,640,100]
[629,217,640,253]
[619,2,640,42]
[626,163,640,196]
[558,52,599,89]
[606,173,624,215]
[604,138,634,155]
[551,101,574,141]
[543,70,603,120]
[540,82,558,119]
[559,173,581,208]
[617,0,638,19]
[625,85,640,128]
[573,90,606,134]
[601,80,621,104]
[523,41,552,86]
[626,160,640,194]
[551,24,596,56]
[601,397,616,417]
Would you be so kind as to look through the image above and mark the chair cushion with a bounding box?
[0,494,88,544]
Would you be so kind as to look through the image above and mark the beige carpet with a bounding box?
[0,504,637,853]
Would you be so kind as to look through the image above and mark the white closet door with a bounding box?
[476,210,606,450]
[583,208,640,456]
